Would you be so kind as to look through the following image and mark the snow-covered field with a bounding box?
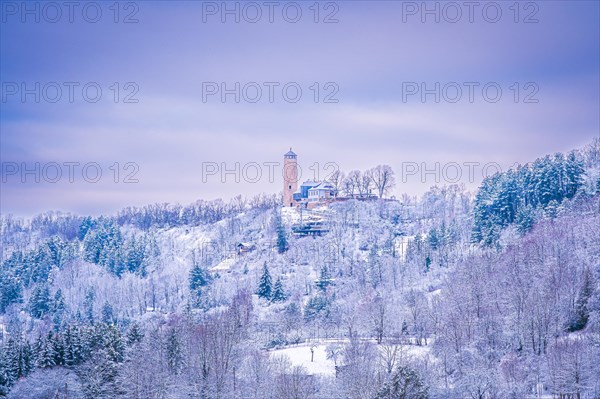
[270,343,336,376]
[269,339,433,377]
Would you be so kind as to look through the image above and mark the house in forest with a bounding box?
[237,242,256,255]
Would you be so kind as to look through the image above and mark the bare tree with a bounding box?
[359,172,373,198]
[344,170,361,197]
[369,165,396,198]
[329,169,345,197]
[340,335,378,399]
[272,357,317,399]
[371,293,387,344]
[379,343,402,375]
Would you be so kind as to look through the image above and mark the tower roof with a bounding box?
[284,147,297,157]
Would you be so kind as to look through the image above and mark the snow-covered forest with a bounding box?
[1,139,600,399]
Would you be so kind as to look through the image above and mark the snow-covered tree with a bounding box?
[271,277,287,303]
[256,263,273,300]
[28,283,50,319]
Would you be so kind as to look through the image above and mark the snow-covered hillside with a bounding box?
[1,141,600,398]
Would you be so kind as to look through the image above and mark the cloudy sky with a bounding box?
[1,1,599,217]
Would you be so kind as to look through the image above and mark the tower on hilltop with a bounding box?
[283,148,298,207]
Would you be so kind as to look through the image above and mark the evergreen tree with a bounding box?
[1,338,33,384]
[102,324,125,364]
[471,175,499,244]
[63,325,85,366]
[101,301,115,324]
[31,246,53,284]
[0,270,23,313]
[497,171,519,225]
[28,283,51,319]
[78,216,95,240]
[166,328,183,375]
[16,340,34,379]
[256,263,273,300]
[79,349,120,399]
[515,204,535,235]
[52,331,66,366]
[101,223,125,277]
[271,277,287,303]
[315,265,333,291]
[303,295,327,322]
[125,235,146,275]
[565,150,585,198]
[427,228,439,250]
[126,322,144,346]
[274,210,288,254]
[84,288,96,324]
[189,262,209,307]
[35,333,57,368]
[535,155,558,207]
[375,366,428,399]
[545,199,559,219]
[471,150,587,244]
[424,255,432,273]
[189,263,208,292]
[83,219,126,277]
[0,363,10,396]
[52,288,67,329]
[2,339,20,386]
[83,229,103,264]
[568,268,595,332]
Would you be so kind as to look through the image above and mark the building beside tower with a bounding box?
[282,148,336,209]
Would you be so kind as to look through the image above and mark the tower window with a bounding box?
[288,185,291,189]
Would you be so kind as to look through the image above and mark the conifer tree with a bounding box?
[375,366,428,399]
[166,328,183,375]
[64,325,84,366]
[0,270,23,313]
[2,339,20,385]
[101,324,125,364]
[189,263,208,292]
[28,283,50,319]
[52,289,66,329]
[565,150,585,198]
[52,331,66,366]
[101,301,115,324]
[256,263,273,300]
[568,268,595,332]
[515,204,535,234]
[274,210,288,253]
[84,288,96,325]
[189,261,210,307]
[17,340,34,378]
[271,277,287,303]
[35,333,56,368]
[316,266,333,291]
[126,322,144,346]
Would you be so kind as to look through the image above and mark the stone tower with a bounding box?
[283,148,298,207]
